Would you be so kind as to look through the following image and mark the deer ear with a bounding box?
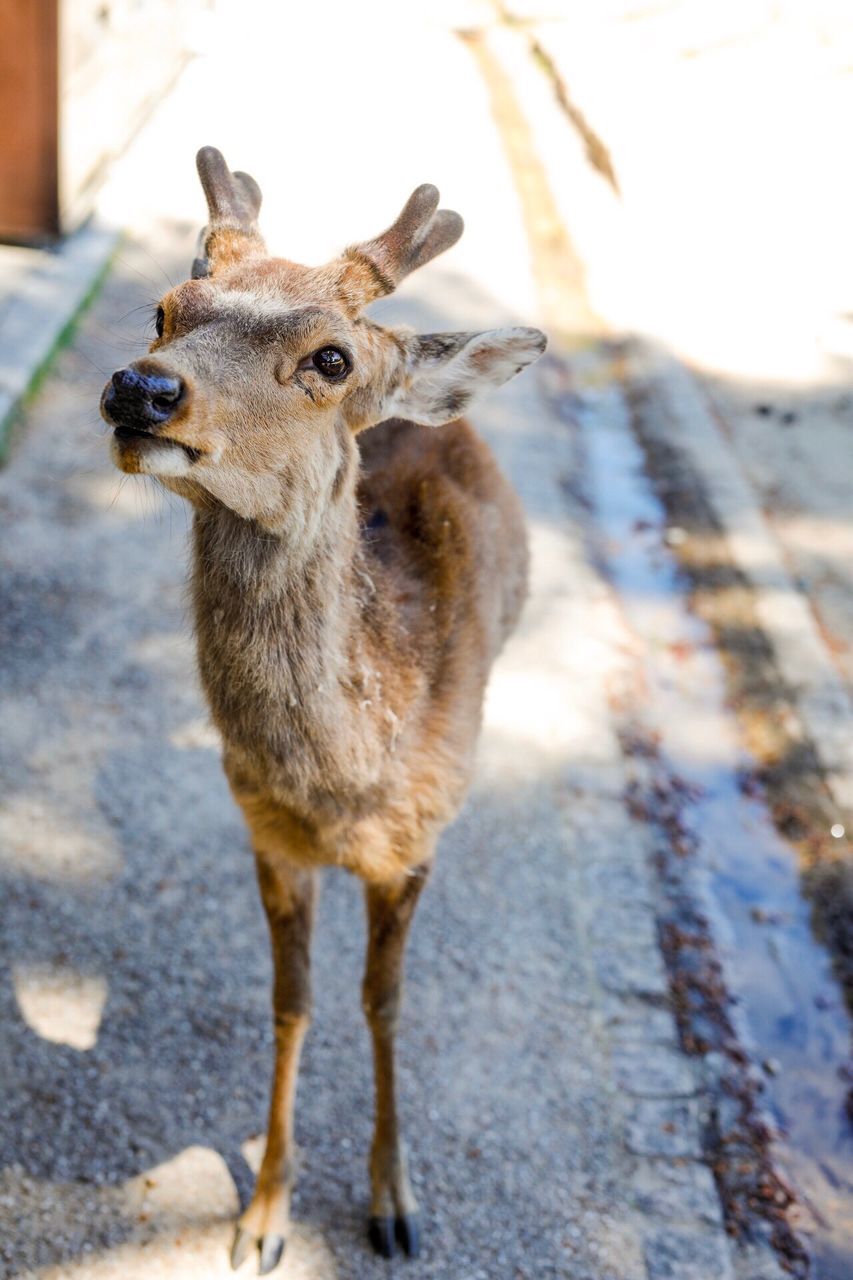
[386,327,547,427]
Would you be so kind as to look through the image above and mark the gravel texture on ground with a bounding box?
[0,227,733,1279]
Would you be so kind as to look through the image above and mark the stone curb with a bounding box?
[0,221,119,463]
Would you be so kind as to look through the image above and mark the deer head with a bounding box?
[102,147,546,532]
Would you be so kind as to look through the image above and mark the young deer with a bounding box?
[101,147,545,1272]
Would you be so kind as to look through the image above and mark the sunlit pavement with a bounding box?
[500,0,853,715]
[2,4,852,1279]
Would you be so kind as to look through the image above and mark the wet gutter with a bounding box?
[553,346,853,1278]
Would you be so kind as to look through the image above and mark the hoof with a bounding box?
[230,1226,285,1274]
[230,1227,254,1270]
[395,1213,421,1258]
[368,1216,395,1258]
[259,1236,286,1275]
[368,1213,421,1259]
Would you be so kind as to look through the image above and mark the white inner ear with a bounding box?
[388,326,547,427]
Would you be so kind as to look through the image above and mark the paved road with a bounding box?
[1,4,826,1279]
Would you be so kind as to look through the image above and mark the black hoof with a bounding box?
[230,1227,253,1270]
[258,1235,286,1275]
[395,1213,421,1258]
[368,1215,396,1258]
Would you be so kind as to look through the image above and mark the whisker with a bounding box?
[133,245,177,291]
[73,349,111,377]
[107,476,129,511]
[114,301,161,326]
[112,255,170,294]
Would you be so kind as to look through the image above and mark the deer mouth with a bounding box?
[112,424,203,463]
[109,423,205,477]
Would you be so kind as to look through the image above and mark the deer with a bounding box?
[100,146,546,1273]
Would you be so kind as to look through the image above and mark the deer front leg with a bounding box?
[232,855,316,1275]
[362,863,430,1260]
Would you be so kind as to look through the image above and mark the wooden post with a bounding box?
[0,0,208,246]
[0,0,60,243]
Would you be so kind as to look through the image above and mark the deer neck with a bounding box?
[189,488,370,761]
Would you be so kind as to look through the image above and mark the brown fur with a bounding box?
[102,148,544,1267]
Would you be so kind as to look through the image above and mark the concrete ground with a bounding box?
[2,3,851,1279]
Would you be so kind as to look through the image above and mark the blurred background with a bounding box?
[1,3,853,1279]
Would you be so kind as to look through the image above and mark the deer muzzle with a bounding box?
[102,367,186,431]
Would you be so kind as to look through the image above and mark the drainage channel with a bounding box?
[555,354,853,1277]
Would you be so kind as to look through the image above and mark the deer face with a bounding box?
[102,263,405,529]
[102,148,546,531]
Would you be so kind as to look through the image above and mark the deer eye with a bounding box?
[312,346,349,380]
[155,306,165,339]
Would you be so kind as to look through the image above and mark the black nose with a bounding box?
[105,367,185,427]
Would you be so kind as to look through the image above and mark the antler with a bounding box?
[341,185,463,306]
[191,146,265,279]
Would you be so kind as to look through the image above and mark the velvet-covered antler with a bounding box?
[191,146,264,279]
[341,185,464,306]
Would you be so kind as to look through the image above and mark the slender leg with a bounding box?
[232,854,316,1275]
[362,863,430,1260]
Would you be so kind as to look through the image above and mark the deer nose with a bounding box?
[105,367,186,427]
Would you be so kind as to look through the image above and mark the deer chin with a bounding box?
[110,427,202,477]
